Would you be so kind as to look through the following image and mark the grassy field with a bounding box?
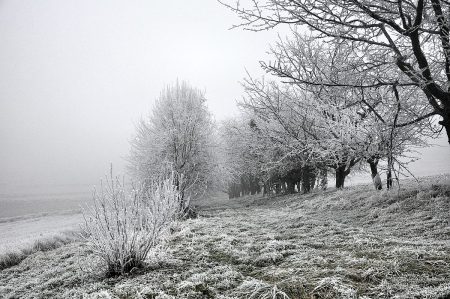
[1,175,449,298]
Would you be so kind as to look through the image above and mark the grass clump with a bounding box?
[235,279,291,299]
[0,231,79,270]
[311,277,357,299]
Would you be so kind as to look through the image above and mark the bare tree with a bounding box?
[239,77,365,188]
[220,0,450,144]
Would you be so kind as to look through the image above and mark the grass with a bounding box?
[0,174,449,298]
[0,230,80,271]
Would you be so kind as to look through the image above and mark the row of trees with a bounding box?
[126,72,435,202]
[219,37,435,194]
[128,0,450,198]
[217,0,445,194]
[220,0,450,145]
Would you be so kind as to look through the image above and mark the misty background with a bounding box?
[0,0,449,190]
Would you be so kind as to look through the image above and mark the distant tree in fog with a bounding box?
[219,116,265,197]
[128,81,215,211]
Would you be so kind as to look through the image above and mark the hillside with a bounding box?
[1,175,450,299]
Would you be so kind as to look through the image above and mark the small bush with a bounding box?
[82,171,181,276]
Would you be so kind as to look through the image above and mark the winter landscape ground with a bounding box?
[0,184,90,255]
[0,174,449,299]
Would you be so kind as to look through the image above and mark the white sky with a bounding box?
[0,0,448,187]
[0,0,283,186]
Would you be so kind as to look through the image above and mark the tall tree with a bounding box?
[128,81,215,210]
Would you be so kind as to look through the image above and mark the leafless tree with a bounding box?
[220,0,450,144]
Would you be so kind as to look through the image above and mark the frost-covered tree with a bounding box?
[219,116,265,198]
[266,32,435,187]
[241,73,431,189]
[240,77,362,188]
[128,81,215,210]
[235,29,433,188]
[221,0,450,144]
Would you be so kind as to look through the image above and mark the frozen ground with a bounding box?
[0,183,90,254]
[1,175,450,298]
[0,212,82,254]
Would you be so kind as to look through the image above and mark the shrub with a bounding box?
[82,171,181,276]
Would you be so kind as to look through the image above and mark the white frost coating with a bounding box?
[82,170,181,276]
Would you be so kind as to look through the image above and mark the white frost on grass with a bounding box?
[235,278,291,299]
[1,175,450,298]
[311,277,357,299]
[0,213,82,254]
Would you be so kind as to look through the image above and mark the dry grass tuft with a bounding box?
[311,277,357,299]
[235,279,291,299]
[0,230,80,271]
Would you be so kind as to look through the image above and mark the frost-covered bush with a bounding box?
[82,171,181,276]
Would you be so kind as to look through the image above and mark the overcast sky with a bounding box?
[0,0,449,187]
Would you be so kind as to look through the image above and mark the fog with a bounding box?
[0,0,281,186]
[0,0,448,187]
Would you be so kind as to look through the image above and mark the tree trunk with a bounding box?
[368,160,378,179]
[318,168,328,190]
[309,168,317,190]
[368,158,382,190]
[335,166,346,189]
[335,164,351,189]
[235,183,241,198]
[263,182,269,196]
[387,155,393,190]
[439,111,450,145]
[301,166,312,193]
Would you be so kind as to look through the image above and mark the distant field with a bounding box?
[0,213,82,254]
[0,183,92,219]
[0,183,92,254]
